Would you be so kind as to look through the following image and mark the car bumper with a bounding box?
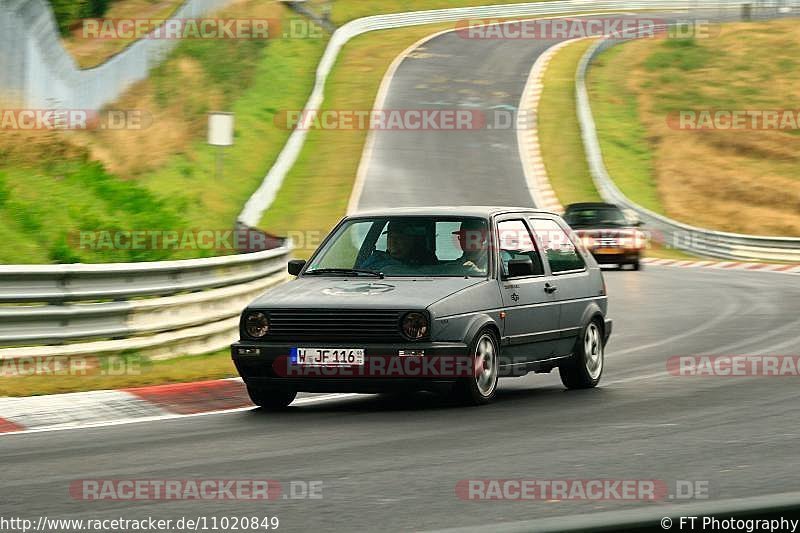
[231,341,470,393]
[589,249,641,264]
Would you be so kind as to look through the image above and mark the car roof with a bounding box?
[349,206,559,218]
[564,202,619,210]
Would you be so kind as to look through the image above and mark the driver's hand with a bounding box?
[463,260,485,273]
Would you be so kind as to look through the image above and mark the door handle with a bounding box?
[544,283,558,294]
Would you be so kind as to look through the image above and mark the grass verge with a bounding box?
[322,0,555,26]
[0,350,236,397]
[538,39,601,206]
[540,39,702,262]
[587,44,663,214]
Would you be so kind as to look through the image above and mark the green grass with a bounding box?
[0,161,185,263]
[586,44,664,214]
[538,39,601,206]
[0,3,327,264]
[137,31,327,238]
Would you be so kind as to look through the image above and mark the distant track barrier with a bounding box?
[575,21,800,262]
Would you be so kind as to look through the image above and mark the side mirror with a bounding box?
[288,259,306,276]
[507,259,534,278]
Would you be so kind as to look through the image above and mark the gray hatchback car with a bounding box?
[232,207,612,408]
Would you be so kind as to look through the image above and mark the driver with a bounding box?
[361,221,422,271]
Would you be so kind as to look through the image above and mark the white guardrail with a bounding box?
[2,0,796,360]
[576,25,800,262]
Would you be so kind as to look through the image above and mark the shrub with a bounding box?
[49,0,112,35]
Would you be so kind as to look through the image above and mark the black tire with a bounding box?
[247,386,297,410]
[559,319,604,389]
[631,259,641,271]
[456,328,500,406]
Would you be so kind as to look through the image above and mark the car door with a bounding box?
[495,217,560,364]
[528,216,593,357]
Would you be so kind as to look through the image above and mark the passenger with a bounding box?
[452,219,489,274]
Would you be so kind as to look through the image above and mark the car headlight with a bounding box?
[622,232,644,249]
[245,312,269,338]
[401,312,429,340]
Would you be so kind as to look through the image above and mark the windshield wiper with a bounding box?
[304,268,385,279]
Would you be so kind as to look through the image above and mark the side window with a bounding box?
[529,218,585,273]
[496,220,544,277]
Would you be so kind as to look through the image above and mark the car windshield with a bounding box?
[564,206,628,227]
[306,216,490,277]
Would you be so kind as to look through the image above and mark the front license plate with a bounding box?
[291,348,365,366]
[595,248,623,254]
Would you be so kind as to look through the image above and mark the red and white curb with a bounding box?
[642,258,800,274]
[0,378,251,435]
[518,38,589,214]
[0,378,360,435]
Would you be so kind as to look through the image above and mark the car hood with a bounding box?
[248,276,488,310]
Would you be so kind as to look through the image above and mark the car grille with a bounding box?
[594,238,619,248]
[265,309,404,342]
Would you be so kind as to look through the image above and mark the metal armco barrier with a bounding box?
[576,25,800,262]
[0,246,291,359]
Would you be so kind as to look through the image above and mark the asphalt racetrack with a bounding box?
[2,12,799,533]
